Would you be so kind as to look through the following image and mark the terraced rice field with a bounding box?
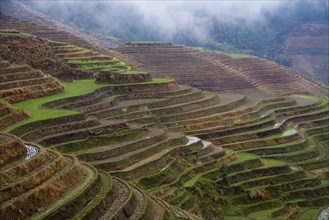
[5,72,327,219]
[1,16,328,220]
[49,41,151,84]
[115,42,328,98]
[0,59,64,104]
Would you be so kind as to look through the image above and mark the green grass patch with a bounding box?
[290,94,326,102]
[70,171,112,220]
[3,80,106,132]
[183,172,205,188]
[28,164,97,220]
[247,208,278,219]
[0,29,32,37]
[224,216,250,220]
[262,158,287,167]
[3,78,174,132]
[229,152,259,165]
[66,59,118,65]
[228,53,257,59]
[192,46,208,52]
[295,208,321,220]
[79,64,114,70]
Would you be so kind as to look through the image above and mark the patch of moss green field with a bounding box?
[210,49,257,59]
[3,78,174,132]
[228,53,257,59]
[295,208,322,220]
[0,29,32,37]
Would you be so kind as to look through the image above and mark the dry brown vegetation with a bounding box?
[0,136,26,167]
[0,34,93,80]
[0,157,87,220]
[248,189,268,200]
[0,100,29,129]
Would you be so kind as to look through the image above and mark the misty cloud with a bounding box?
[25,0,327,44]
[26,1,286,41]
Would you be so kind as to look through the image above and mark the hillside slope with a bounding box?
[1,3,328,220]
[115,42,328,98]
[16,0,328,85]
[285,23,329,85]
[0,0,122,48]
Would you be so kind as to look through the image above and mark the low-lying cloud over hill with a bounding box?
[25,0,326,42]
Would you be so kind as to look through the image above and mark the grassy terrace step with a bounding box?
[53,91,120,110]
[10,114,88,137]
[0,133,26,167]
[0,70,43,82]
[196,117,275,140]
[57,50,95,58]
[275,101,328,119]
[227,169,306,192]
[141,195,167,220]
[27,163,98,220]
[3,79,175,132]
[243,140,307,156]
[0,77,53,90]
[206,124,282,146]
[294,208,324,220]
[136,159,191,191]
[230,176,323,207]
[165,97,272,130]
[54,47,84,54]
[36,120,131,146]
[220,160,288,185]
[90,132,187,171]
[282,183,329,201]
[0,65,30,74]
[215,131,300,151]
[66,59,120,67]
[102,93,218,122]
[157,95,247,124]
[1,79,63,98]
[87,87,203,113]
[68,95,121,113]
[262,140,320,163]
[191,95,317,136]
[51,124,147,154]
[181,156,236,189]
[199,144,225,162]
[75,128,167,161]
[43,78,177,110]
[1,155,86,219]
[92,88,204,119]
[0,145,50,184]
[51,41,151,83]
[200,101,327,144]
[264,145,319,164]
[0,109,29,130]
[266,177,322,194]
[64,55,113,61]
[295,133,329,170]
[239,199,281,215]
[92,98,168,120]
[0,150,65,203]
[20,117,101,142]
[69,171,113,220]
[129,185,148,220]
[97,177,135,220]
[166,95,287,131]
[287,196,329,209]
[154,153,256,191]
[110,136,218,181]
